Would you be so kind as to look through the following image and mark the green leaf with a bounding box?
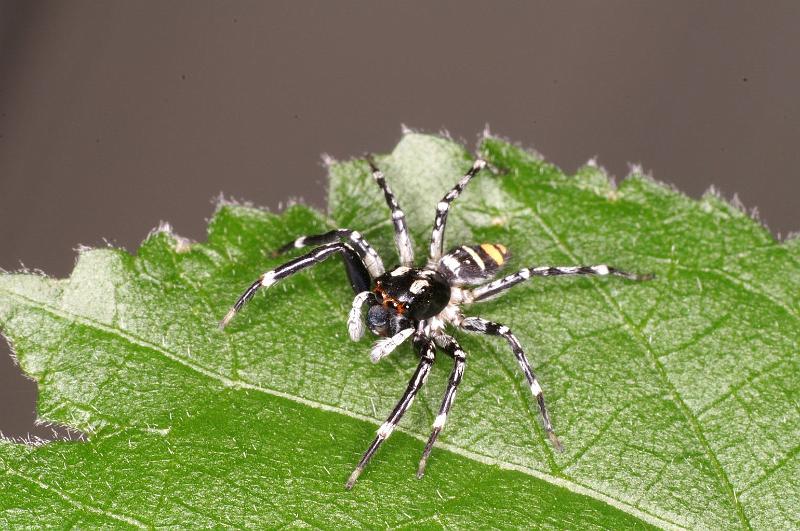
[1,133,798,529]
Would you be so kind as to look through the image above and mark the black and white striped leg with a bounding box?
[460,316,563,451]
[428,159,487,263]
[275,228,385,278]
[220,243,371,328]
[370,327,415,363]
[469,265,653,302]
[417,334,466,478]
[366,155,415,267]
[346,334,436,489]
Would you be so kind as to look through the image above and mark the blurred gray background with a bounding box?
[1,1,798,439]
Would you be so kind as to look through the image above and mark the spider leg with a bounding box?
[417,333,466,478]
[347,291,378,341]
[428,159,487,263]
[220,242,371,328]
[346,333,435,489]
[370,327,414,362]
[459,316,563,451]
[274,228,385,278]
[468,265,653,303]
[366,155,415,267]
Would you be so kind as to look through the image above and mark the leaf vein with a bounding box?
[523,207,752,529]
[4,467,149,528]
[738,442,800,496]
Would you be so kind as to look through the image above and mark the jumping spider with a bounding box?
[220,154,651,489]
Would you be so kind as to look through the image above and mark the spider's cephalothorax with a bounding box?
[221,154,652,489]
[375,267,450,320]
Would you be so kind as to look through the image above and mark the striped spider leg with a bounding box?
[468,265,653,302]
[453,264,653,452]
[459,316,562,450]
[346,329,435,489]
[416,332,466,478]
[366,154,415,267]
[274,228,385,279]
[429,158,487,263]
[220,242,374,329]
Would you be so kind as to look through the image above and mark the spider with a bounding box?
[220,154,651,489]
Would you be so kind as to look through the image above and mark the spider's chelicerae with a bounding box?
[220,155,651,489]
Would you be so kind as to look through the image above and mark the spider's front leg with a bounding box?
[366,155,415,267]
[219,242,371,328]
[460,316,563,451]
[274,228,385,278]
[428,158,487,262]
[346,330,435,489]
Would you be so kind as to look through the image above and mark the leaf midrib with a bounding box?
[0,285,682,530]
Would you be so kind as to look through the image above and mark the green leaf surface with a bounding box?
[1,133,798,529]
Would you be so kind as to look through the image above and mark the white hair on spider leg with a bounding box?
[260,271,277,287]
[377,421,395,439]
[370,328,414,363]
[347,291,371,341]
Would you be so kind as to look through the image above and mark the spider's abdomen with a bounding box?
[374,267,451,321]
[437,244,510,286]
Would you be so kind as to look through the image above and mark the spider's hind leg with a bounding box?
[460,316,563,451]
[220,242,371,328]
[468,265,653,303]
